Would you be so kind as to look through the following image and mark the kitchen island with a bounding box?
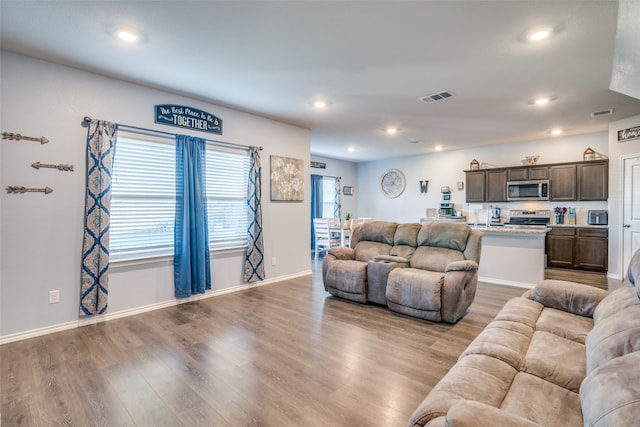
[470,225,550,288]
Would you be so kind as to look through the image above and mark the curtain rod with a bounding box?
[82,116,263,151]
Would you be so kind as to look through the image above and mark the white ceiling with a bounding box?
[2,1,639,162]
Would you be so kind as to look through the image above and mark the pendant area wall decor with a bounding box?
[2,131,49,144]
[155,105,222,135]
[270,155,304,201]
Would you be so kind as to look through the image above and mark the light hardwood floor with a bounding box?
[1,259,525,427]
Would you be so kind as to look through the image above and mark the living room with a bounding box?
[1,1,640,426]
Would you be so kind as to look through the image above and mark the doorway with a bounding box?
[622,155,640,276]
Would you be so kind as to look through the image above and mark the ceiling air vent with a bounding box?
[420,90,455,104]
[591,109,614,117]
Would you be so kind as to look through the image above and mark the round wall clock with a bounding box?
[380,168,406,198]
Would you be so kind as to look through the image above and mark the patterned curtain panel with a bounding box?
[174,134,211,298]
[243,147,265,282]
[80,120,117,316]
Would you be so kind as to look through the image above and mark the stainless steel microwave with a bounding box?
[507,180,549,201]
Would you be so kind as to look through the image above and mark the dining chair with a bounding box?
[313,218,341,259]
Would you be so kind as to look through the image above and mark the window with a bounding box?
[110,130,250,262]
[205,148,250,250]
[321,176,338,218]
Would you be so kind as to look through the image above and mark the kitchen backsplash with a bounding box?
[464,201,608,226]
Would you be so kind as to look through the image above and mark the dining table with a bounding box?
[330,224,352,248]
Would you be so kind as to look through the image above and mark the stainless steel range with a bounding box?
[507,210,551,227]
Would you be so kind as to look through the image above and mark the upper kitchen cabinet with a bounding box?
[578,161,608,201]
[465,159,608,203]
[507,166,549,181]
[549,164,577,201]
[465,171,485,202]
[549,160,608,201]
[464,169,507,202]
[486,169,507,202]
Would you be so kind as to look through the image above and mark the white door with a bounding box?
[622,155,640,275]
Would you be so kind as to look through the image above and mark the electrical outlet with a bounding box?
[271,257,277,266]
[49,290,60,304]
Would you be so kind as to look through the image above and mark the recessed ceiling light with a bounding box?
[529,96,556,105]
[313,100,327,109]
[116,29,139,43]
[386,127,398,135]
[434,145,443,152]
[551,129,563,136]
[528,28,553,42]
[347,146,356,152]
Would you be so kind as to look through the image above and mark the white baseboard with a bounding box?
[0,270,312,345]
[607,272,622,281]
[479,276,535,289]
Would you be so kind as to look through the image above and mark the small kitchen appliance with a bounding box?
[588,210,608,225]
[490,206,502,224]
[506,180,549,201]
[507,210,551,227]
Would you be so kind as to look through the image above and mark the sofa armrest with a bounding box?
[327,247,355,260]
[374,254,410,268]
[444,260,478,273]
[531,279,609,318]
[441,264,479,323]
[446,401,540,427]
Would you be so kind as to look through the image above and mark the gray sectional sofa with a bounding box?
[408,249,640,427]
[322,220,482,323]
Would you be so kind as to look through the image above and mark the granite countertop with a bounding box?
[549,224,609,229]
[467,224,551,235]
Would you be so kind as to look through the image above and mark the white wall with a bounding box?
[310,155,358,220]
[0,51,311,339]
[607,114,640,278]
[357,133,609,224]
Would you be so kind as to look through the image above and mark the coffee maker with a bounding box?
[490,206,501,224]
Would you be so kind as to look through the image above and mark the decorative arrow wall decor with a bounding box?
[31,161,74,172]
[2,132,49,144]
[6,186,53,195]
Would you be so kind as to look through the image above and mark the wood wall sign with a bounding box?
[618,125,640,142]
[155,104,222,135]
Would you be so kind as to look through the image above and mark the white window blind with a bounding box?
[110,130,250,262]
[205,148,250,250]
[110,132,176,261]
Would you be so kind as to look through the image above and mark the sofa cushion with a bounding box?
[461,320,534,370]
[410,246,465,272]
[593,283,639,323]
[325,259,368,303]
[386,268,443,313]
[500,372,582,426]
[356,221,397,245]
[523,331,586,393]
[390,223,421,259]
[493,297,543,330]
[408,354,518,427]
[627,246,640,288]
[535,307,594,344]
[585,304,640,373]
[354,241,392,262]
[417,222,470,252]
[580,351,640,427]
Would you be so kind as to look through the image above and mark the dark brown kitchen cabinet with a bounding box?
[507,166,549,181]
[546,227,608,272]
[549,164,577,201]
[578,161,608,201]
[464,159,607,203]
[486,169,507,202]
[465,171,485,202]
